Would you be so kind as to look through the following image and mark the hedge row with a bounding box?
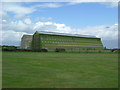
[2,49,48,52]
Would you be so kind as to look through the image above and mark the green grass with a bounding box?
[2,51,118,88]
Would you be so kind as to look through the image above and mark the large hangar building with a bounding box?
[21,31,103,51]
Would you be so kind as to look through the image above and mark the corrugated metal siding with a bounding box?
[32,32,103,51]
[31,33,41,50]
[21,35,32,49]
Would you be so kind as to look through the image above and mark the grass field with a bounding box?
[2,51,118,88]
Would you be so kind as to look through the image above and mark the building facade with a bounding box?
[21,35,33,49]
[31,31,103,51]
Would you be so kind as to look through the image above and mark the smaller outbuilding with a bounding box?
[21,35,33,49]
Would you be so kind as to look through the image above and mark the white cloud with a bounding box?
[68,0,118,7]
[2,30,27,45]
[2,19,34,33]
[9,20,116,41]
[24,18,32,24]
[36,17,53,21]
[100,2,118,8]
[33,22,73,33]
[33,21,57,32]
[33,22,118,48]
[33,3,62,8]
[1,1,118,19]
[1,1,118,48]
[1,16,118,48]
[3,3,36,18]
[2,20,7,23]
[33,21,118,40]
[2,0,41,2]
[1,0,119,2]
[2,2,63,18]
[1,0,119,8]
[78,24,118,40]
[114,23,118,26]
[0,10,10,22]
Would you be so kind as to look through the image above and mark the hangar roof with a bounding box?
[22,35,33,39]
[35,31,98,38]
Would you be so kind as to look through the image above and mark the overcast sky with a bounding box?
[1,1,118,49]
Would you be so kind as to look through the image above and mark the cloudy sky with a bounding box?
[1,0,118,49]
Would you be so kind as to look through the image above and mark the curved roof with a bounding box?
[35,31,98,38]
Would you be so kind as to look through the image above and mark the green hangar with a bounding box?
[26,31,103,52]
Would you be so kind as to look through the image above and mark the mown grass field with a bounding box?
[2,51,118,88]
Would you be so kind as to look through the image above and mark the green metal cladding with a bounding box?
[31,31,103,51]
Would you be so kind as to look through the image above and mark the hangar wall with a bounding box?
[21,35,33,49]
[31,31,103,51]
